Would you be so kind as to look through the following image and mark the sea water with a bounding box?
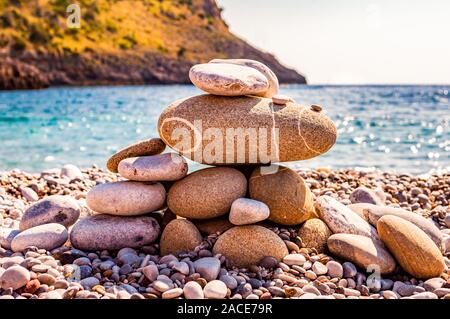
[0,85,448,175]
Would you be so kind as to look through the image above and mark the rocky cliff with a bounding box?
[0,0,306,90]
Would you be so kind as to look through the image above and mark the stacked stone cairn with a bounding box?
[1,59,447,299]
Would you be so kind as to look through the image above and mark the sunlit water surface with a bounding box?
[0,85,448,175]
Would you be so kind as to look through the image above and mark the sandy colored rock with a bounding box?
[229,198,270,225]
[377,215,445,279]
[212,225,288,267]
[209,58,279,98]
[364,205,443,250]
[347,203,371,221]
[0,227,20,250]
[167,167,247,219]
[160,219,202,256]
[118,153,188,182]
[315,195,379,240]
[249,165,315,225]
[11,223,68,252]
[106,138,166,173]
[70,215,160,251]
[191,216,234,235]
[327,234,396,274]
[272,94,294,105]
[158,94,337,164]
[20,195,81,231]
[189,63,269,96]
[86,181,166,216]
[298,218,332,253]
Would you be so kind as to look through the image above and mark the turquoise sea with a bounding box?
[0,85,449,175]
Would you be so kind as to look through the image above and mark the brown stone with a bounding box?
[157,95,337,165]
[106,138,166,173]
[160,219,202,256]
[298,218,332,253]
[167,167,247,219]
[327,233,396,274]
[377,215,445,279]
[364,205,443,250]
[212,225,288,267]
[249,165,314,225]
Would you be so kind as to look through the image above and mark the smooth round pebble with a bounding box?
[326,261,343,278]
[272,94,294,105]
[377,215,445,279]
[106,138,166,173]
[160,219,202,256]
[283,254,306,266]
[229,198,270,225]
[193,257,221,282]
[11,223,68,252]
[213,225,288,267]
[20,195,81,230]
[298,218,332,253]
[168,167,247,219]
[162,288,183,299]
[312,262,328,275]
[209,58,279,97]
[203,280,227,299]
[0,265,30,290]
[328,233,396,274]
[70,215,160,250]
[118,153,188,182]
[189,62,269,96]
[183,281,204,299]
[249,165,315,225]
[86,181,166,216]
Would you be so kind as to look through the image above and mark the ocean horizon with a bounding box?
[1,84,448,175]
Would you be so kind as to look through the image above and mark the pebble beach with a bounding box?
[0,166,449,300]
[1,59,449,301]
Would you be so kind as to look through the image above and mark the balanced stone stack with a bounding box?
[7,58,440,296]
[66,58,336,270]
[157,59,338,268]
[69,141,187,251]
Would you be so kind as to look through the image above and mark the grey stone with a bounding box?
[11,223,68,252]
[20,195,80,231]
[70,215,160,251]
[194,257,221,282]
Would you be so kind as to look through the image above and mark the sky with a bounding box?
[216,0,450,84]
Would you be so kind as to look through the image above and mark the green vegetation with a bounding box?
[0,0,232,60]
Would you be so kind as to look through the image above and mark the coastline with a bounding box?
[1,166,449,299]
